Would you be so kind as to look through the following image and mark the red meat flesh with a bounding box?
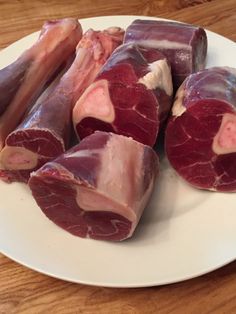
[165,67,236,192]
[29,131,159,241]
[0,27,124,183]
[73,43,173,146]
[124,19,207,89]
[0,18,82,151]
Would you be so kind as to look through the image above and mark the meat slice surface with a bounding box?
[0,18,82,151]
[124,19,207,90]
[29,131,159,241]
[165,67,236,192]
[0,27,124,183]
[73,43,173,146]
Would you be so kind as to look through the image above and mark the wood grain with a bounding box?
[0,0,235,50]
[0,0,236,313]
[0,255,236,314]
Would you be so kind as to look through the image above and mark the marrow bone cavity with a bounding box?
[0,146,38,170]
[73,79,115,125]
[212,112,236,155]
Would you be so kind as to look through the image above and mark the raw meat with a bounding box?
[0,18,82,151]
[124,19,207,89]
[73,43,173,146]
[165,67,236,192]
[0,27,124,183]
[29,131,159,241]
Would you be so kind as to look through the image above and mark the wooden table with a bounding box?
[0,1,236,313]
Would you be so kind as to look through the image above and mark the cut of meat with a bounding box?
[165,67,236,192]
[124,19,207,90]
[0,27,124,183]
[73,43,173,146]
[0,18,82,151]
[29,131,159,241]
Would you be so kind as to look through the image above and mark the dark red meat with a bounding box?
[165,67,236,192]
[124,19,207,89]
[0,27,124,183]
[73,43,173,146]
[0,18,82,151]
[29,131,159,241]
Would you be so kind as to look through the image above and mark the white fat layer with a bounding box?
[138,59,173,96]
[212,112,236,155]
[73,79,115,125]
[74,133,155,224]
[95,134,148,222]
[172,85,186,117]
[134,39,190,50]
[0,145,38,170]
[64,148,101,159]
[105,26,123,35]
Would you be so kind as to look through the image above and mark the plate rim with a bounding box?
[0,14,236,288]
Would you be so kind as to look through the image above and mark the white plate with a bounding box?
[0,16,236,288]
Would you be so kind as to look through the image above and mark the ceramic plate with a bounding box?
[0,16,236,287]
